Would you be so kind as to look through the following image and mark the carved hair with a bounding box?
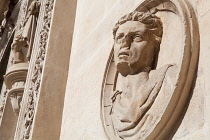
[113,11,163,69]
[113,11,162,41]
[14,34,24,41]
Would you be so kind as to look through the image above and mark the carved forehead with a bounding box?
[116,21,147,35]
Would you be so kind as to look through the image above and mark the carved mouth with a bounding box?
[118,52,129,57]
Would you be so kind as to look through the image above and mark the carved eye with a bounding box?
[116,34,124,40]
[133,35,143,42]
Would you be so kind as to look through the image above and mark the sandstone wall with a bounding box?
[60,0,210,139]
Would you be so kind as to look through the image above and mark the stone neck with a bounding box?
[119,71,149,98]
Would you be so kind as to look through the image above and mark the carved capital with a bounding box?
[9,91,23,116]
[4,62,28,115]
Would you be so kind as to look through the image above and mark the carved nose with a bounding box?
[120,36,131,49]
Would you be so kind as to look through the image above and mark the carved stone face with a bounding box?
[114,21,156,76]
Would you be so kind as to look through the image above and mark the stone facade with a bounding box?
[0,0,209,140]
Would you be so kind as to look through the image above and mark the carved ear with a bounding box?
[151,34,161,70]
[153,34,162,43]
[150,28,162,36]
[149,22,163,38]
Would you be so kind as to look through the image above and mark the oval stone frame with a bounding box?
[101,0,199,139]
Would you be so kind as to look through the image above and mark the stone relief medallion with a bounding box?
[101,0,199,139]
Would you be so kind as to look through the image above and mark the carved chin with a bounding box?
[116,61,132,76]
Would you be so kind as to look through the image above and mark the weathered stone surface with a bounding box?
[0,0,210,140]
[30,0,77,140]
[60,0,209,140]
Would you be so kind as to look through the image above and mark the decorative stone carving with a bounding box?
[13,0,55,139]
[101,0,199,139]
[4,62,28,115]
[12,0,40,64]
[0,0,10,37]
[9,91,23,115]
[0,0,20,120]
[11,35,28,64]
[0,0,20,62]
[0,11,8,36]
[110,11,176,139]
[0,0,19,39]
[3,0,40,116]
[0,90,7,121]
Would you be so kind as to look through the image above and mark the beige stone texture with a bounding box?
[29,0,77,140]
[60,0,210,139]
[1,0,210,139]
[0,97,18,140]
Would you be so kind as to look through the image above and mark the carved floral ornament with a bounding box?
[3,0,40,116]
[13,0,55,139]
[101,0,199,139]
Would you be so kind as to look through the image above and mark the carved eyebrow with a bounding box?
[115,30,146,40]
[132,31,147,40]
[116,32,124,36]
[116,33,124,39]
[133,30,145,35]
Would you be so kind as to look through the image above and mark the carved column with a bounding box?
[4,62,28,115]
[13,0,55,139]
[2,0,40,117]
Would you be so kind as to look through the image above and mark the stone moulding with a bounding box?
[101,0,199,139]
[0,90,7,123]
[0,0,21,124]
[9,91,24,115]
[4,63,28,89]
[14,0,55,139]
[4,62,28,115]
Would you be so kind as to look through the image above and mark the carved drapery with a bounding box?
[12,0,40,64]
[0,0,19,39]
[14,0,54,139]
[0,0,10,37]
[3,0,40,116]
[0,0,21,121]
[0,0,21,65]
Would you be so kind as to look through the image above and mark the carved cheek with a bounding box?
[137,42,149,53]
[114,45,120,60]
[114,44,120,53]
[131,43,144,54]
